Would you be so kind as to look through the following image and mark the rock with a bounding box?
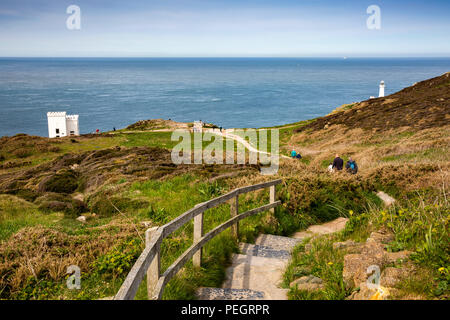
[361,241,386,259]
[380,267,409,287]
[72,193,84,202]
[350,283,390,300]
[343,229,411,291]
[376,191,396,206]
[343,253,385,287]
[367,228,395,244]
[333,240,362,253]
[76,215,86,223]
[306,217,348,236]
[141,221,153,228]
[293,218,348,240]
[343,232,391,286]
[290,275,324,291]
[385,251,411,264]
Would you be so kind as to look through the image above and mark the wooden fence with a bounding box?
[114,179,282,300]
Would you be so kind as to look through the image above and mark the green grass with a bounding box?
[0,194,86,241]
[1,172,300,300]
[283,236,352,300]
[284,192,449,300]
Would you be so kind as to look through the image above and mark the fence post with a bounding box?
[145,227,160,300]
[230,194,239,238]
[193,212,204,267]
[270,185,276,214]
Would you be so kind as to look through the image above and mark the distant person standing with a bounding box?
[332,154,344,171]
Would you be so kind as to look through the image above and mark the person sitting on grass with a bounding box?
[327,163,334,173]
[346,157,358,174]
[291,150,297,158]
[332,154,344,171]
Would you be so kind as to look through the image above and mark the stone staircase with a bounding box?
[196,217,349,300]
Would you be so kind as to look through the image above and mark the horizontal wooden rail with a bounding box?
[114,179,282,300]
[152,201,281,299]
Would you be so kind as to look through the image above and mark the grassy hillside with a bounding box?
[277,72,449,300]
[0,73,448,300]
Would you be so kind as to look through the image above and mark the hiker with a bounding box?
[113,127,116,131]
[332,154,344,171]
[291,150,297,158]
[327,163,334,173]
[346,157,358,174]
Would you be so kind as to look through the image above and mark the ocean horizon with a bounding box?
[1,57,450,138]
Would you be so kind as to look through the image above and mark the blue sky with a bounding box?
[0,0,449,57]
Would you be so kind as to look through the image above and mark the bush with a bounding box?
[89,195,146,217]
[35,193,88,217]
[6,189,39,202]
[41,170,79,194]
[146,205,170,224]
[91,238,143,278]
[12,148,32,158]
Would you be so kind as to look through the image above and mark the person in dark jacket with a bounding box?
[346,157,358,174]
[332,154,344,171]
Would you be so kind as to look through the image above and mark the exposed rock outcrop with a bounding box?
[290,275,324,291]
[342,229,412,300]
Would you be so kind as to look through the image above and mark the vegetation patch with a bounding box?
[40,170,79,194]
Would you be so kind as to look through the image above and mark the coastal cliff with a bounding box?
[0,73,448,300]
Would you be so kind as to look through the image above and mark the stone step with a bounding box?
[239,243,291,260]
[292,217,349,239]
[222,254,289,300]
[197,287,265,300]
[254,234,302,252]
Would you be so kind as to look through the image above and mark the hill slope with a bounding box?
[295,72,450,132]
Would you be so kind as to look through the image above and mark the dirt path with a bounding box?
[213,129,291,160]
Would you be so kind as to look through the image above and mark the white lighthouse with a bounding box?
[379,80,385,98]
[47,112,79,138]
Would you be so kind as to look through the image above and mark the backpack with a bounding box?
[350,162,355,170]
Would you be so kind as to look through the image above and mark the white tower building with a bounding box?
[47,112,79,138]
[193,120,203,133]
[379,80,385,98]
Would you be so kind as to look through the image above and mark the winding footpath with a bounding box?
[211,129,291,160]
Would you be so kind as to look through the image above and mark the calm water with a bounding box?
[0,58,449,137]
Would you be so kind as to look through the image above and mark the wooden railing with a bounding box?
[114,179,282,300]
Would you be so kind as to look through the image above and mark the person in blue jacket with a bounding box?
[345,157,358,174]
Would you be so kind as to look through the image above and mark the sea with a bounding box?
[0,57,449,137]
